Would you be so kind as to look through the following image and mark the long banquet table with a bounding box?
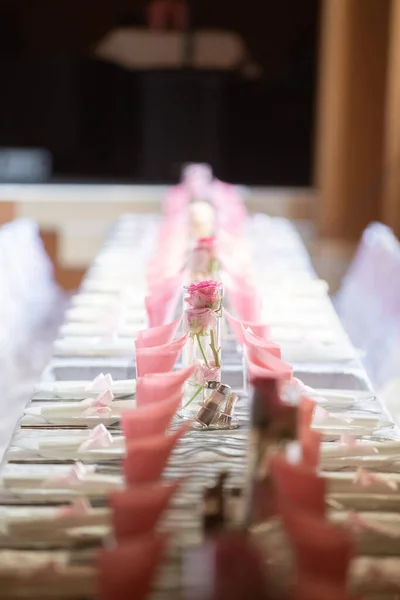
[0,212,398,598]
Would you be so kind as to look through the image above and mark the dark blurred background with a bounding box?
[0,0,319,184]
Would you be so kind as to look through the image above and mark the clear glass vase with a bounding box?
[180,281,223,419]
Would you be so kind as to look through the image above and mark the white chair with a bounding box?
[335,222,400,386]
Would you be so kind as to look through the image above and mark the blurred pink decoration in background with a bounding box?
[271,454,326,517]
[123,422,190,484]
[224,309,269,345]
[246,349,293,383]
[135,316,182,349]
[109,480,182,541]
[135,334,187,377]
[121,395,181,439]
[281,507,354,587]
[241,324,281,359]
[225,279,262,322]
[145,275,184,328]
[135,365,196,406]
[98,534,167,600]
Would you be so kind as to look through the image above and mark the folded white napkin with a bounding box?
[52,336,136,357]
[34,376,136,399]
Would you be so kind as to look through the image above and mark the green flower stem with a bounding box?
[195,333,210,367]
[183,384,204,408]
[209,329,221,368]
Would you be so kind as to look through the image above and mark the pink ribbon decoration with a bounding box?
[42,462,89,488]
[270,453,326,517]
[109,480,182,541]
[135,316,182,349]
[135,334,188,378]
[225,309,270,344]
[57,497,91,518]
[97,534,167,600]
[354,467,398,491]
[78,424,114,453]
[80,389,114,417]
[135,365,196,406]
[85,373,113,393]
[281,506,354,587]
[121,395,182,440]
[123,422,190,485]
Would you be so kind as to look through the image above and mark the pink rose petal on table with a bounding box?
[78,424,114,452]
[135,316,182,349]
[135,365,196,406]
[121,395,181,440]
[97,534,167,600]
[135,334,187,377]
[109,480,182,541]
[123,422,190,485]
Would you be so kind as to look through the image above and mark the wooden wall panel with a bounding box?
[382,0,400,236]
[315,0,390,240]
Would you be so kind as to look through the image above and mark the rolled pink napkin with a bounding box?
[247,351,293,383]
[109,480,181,541]
[135,334,187,377]
[299,395,316,435]
[224,309,270,345]
[136,365,196,406]
[123,422,189,485]
[281,507,354,586]
[121,395,181,439]
[135,316,182,349]
[301,429,321,471]
[97,534,166,600]
[225,280,262,322]
[145,274,184,327]
[271,454,326,516]
[241,324,281,359]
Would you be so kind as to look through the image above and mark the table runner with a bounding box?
[0,211,397,598]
